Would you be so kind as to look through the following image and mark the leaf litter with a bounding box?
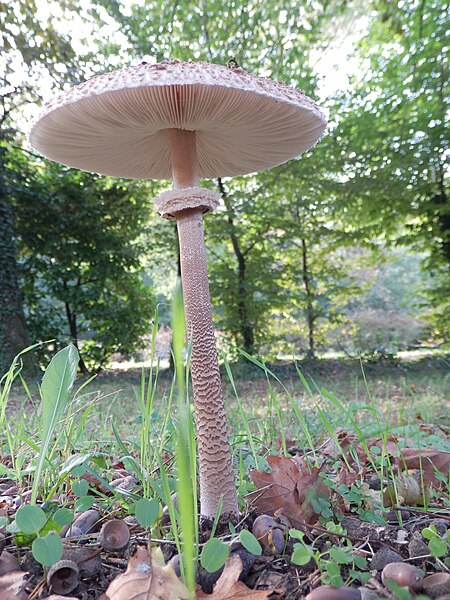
[0,427,449,599]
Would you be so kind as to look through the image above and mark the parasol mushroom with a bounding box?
[29,60,326,518]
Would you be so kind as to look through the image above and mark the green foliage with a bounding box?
[333,0,449,339]
[422,525,450,559]
[134,498,160,528]
[11,503,73,566]
[32,531,64,567]
[239,529,263,556]
[290,525,370,586]
[8,150,156,370]
[200,537,230,573]
[96,0,335,86]
[31,344,79,504]
[15,505,47,535]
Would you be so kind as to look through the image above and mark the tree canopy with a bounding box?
[1,0,448,370]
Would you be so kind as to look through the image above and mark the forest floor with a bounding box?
[1,352,449,599]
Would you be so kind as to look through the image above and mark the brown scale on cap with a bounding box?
[30,60,326,518]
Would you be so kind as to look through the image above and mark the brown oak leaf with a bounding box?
[396,449,450,489]
[101,546,190,600]
[321,428,359,459]
[247,455,329,525]
[196,556,274,599]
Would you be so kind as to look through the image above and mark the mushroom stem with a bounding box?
[167,129,198,189]
[168,129,238,517]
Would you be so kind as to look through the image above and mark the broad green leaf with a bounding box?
[72,479,89,497]
[200,538,230,573]
[353,555,368,570]
[59,453,93,476]
[6,521,21,534]
[41,344,79,432]
[239,530,262,556]
[74,496,96,512]
[289,528,305,541]
[428,537,448,558]
[329,547,353,565]
[15,505,47,535]
[291,544,313,566]
[325,560,344,586]
[53,508,74,527]
[422,526,437,540]
[32,532,63,566]
[31,345,79,504]
[134,498,160,528]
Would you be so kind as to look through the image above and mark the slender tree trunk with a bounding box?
[301,237,315,358]
[63,288,88,373]
[0,145,31,373]
[217,178,255,354]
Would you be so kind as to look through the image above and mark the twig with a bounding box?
[27,578,45,600]
[367,575,393,599]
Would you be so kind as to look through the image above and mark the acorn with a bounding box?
[65,509,100,538]
[422,573,450,598]
[98,519,130,552]
[381,562,423,592]
[252,514,285,555]
[47,559,79,595]
[167,553,181,577]
[305,585,361,599]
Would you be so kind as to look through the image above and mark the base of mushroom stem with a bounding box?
[199,510,242,530]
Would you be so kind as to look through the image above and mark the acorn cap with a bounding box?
[98,519,130,552]
[29,60,326,180]
[47,559,79,595]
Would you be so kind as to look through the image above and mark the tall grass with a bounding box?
[172,282,197,595]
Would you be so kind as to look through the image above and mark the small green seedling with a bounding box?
[290,524,370,586]
[71,478,96,512]
[239,529,262,556]
[134,497,160,528]
[422,525,450,563]
[8,503,74,566]
[200,537,230,573]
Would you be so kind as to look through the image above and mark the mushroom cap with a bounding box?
[29,60,326,180]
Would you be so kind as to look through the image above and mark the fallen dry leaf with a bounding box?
[0,571,28,600]
[102,546,190,600]
[247,455,329,525]
[196,556,273,599]
[321,428,359,459]
[396,449,450,489]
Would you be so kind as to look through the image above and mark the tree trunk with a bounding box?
[217,178,255,354]
[301,237,316,359]
[0,146,31,373]
[63,290,88,373]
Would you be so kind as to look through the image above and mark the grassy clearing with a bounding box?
[7,352,449,445]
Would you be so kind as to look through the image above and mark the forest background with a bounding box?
[1,0,448,374]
